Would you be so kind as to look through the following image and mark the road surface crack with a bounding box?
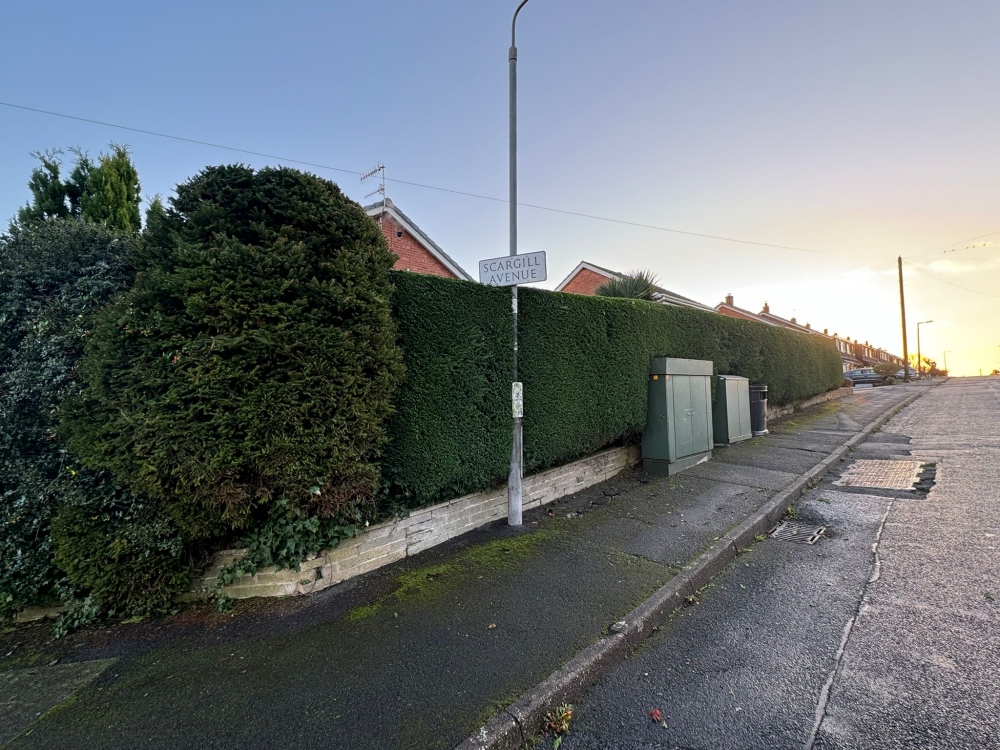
[804,496,896,750]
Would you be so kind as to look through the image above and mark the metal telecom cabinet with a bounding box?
[712,375,752,445]
[641,358,714,476]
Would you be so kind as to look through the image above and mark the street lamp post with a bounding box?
[916,320,933,379]
[943,350,951,374]
[507,0,531,526]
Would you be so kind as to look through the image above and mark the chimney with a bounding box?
[824,328,828,335]
[790,317,797,324]
[805,322,811,329]
[762,302,770,314]
[725,293,733,306]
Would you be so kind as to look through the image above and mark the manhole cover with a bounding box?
[769,521,827,544]
[834,459,924,490]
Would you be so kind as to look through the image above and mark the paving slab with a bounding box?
[0,659,115,746]
[711,444,828,475]
[682,461,798,491]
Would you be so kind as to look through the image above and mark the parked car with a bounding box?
[845,368,889,385]
[896,366,919,379]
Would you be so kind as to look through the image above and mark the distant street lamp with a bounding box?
[943,350,951,373]
[916,320,933,379]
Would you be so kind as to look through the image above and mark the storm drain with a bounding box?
[769,521,827,544]
[834,459,924,491]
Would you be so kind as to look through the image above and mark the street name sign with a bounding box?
[478,251,547,287]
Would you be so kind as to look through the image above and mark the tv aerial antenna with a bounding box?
[361,163,386,216]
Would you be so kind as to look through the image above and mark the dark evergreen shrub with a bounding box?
[0,220,138,619]
[51,475,188,619]
[66,165,403,540]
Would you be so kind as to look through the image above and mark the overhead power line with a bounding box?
[902,259,1000,298]
[4,101,997,266]
[1,100,830,255]
[906,229,1000,259]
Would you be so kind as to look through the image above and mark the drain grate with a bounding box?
[834,459,924,490]
[769,521,827,544]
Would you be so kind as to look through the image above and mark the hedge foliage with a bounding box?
[382,274,843,509]
[66,165,404,540]
[50,474,188,619]
[0,219,151,619]
[380,274,513,510]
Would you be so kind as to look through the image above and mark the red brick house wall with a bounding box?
[377,214,456,278]
[561,267,611,295]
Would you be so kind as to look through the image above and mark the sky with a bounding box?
[1,0,997,375]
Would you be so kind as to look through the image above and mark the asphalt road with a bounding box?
[560,377,1000,750]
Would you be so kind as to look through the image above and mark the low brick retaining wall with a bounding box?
[767,386,853,422]
[196,444,641,600]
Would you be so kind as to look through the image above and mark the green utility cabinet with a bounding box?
[713,375,752,445]
[641,358,714,476]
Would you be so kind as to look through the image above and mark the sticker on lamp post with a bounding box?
[479,251,547,287]
[512,382,524,418]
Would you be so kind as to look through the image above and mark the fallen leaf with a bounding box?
[488,623,496,630]
[649,708,663,722]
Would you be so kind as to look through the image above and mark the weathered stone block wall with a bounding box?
[766,386,853,421]
[197,444,640,600]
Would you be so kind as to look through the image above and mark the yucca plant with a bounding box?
[595,269,660,300]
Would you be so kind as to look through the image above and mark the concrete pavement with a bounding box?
[560,377,999,750]
[0,384,926,750]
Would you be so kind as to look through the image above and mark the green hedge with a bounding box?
[380,274,513,510]
[382,273,843,509]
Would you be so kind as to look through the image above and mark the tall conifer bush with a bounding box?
[66,165,403,540]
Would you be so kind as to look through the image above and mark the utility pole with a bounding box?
[898,257,909,382]
[507,0,531,526]
[943,350,951,373]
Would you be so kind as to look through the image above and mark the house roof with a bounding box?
[713,299,776,326]
[555,261,715,312]
[757,307,818,335]
[364,198,473,281]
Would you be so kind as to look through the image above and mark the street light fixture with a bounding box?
[507,0,531,526]
[916,320,933,379]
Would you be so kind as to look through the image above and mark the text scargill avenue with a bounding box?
[478,251,547,287]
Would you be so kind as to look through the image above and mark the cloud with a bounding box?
[925,258,1000,274]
